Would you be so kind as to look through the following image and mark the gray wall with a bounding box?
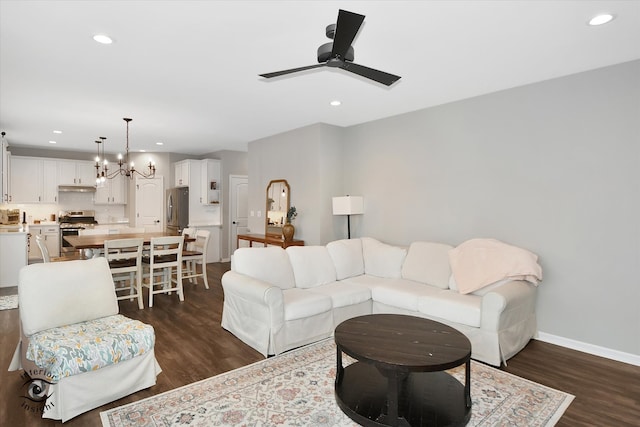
[248,123,345,244]
[246,60,640,358]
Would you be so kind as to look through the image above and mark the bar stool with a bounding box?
[142,235,184,308]
[104,238,144,309]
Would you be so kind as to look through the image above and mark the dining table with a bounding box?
[63,231,195,250]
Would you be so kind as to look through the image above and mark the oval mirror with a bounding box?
[265,179,290,238]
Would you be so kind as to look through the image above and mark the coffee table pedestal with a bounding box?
[335,362,471,427]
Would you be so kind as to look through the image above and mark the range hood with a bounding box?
[58,185,96,193]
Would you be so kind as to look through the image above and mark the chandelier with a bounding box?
[95,117,156,184]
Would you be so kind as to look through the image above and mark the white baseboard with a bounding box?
[536,332,640,367]
[221,257,230,263]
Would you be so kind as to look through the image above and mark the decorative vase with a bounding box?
[282,223,295,241]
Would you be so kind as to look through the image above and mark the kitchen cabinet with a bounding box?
[174,160,190,187]
[1,137,9,203]
[95,173,127,204]
[28,224,60,260]
[0,231,28,287]
[9,157,58,203]
[57,160,96,186]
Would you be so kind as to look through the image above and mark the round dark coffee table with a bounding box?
[334,314,472,427]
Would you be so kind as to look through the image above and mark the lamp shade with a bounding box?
[332,196,364,215]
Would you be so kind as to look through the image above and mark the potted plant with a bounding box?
[282,206,297,241]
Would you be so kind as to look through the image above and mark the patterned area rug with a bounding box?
[101,339,573,427]
[0,294,18,310]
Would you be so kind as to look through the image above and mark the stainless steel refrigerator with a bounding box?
[166,187,189,234]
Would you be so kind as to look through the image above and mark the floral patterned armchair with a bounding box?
[8,258,161,422]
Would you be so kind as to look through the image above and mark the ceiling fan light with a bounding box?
[588,14,614,26]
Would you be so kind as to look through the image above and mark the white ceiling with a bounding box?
[1,1,639,156]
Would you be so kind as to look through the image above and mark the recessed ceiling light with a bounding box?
[93,34,113,44]
[155,142,163,146]
[588,14,615,26]
[330,100,342,106]
[139,149,146,153]
[53,130,62,134]
[48,140,57,144]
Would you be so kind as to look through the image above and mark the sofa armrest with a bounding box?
[480,280,537,331]
[221,271,285,328]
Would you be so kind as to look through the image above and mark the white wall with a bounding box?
[246,60,640,359]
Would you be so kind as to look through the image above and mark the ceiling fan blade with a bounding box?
[260,63,326,79]
[339,62,401,86]
[331,10,365,60]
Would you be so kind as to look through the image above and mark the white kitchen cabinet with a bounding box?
[9,156,42,203]
[58,160,96,186]
[28,224,60,260]
[201,159,221,205]
[95,173,127,204]
[1,137,9,203]
[174,160,190,187]
[8,157,58,203]
[0,231,28,287]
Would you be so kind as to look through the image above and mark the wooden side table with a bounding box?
[237,233,304,249]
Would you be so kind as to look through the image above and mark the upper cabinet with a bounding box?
[1,138,9,203]
[8,156,58,203]
[94,173,127,205]
[174,160,190,187]
[57,160,96,186]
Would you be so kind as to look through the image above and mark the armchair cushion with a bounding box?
[19,258,118,336]
[26,314,155,382]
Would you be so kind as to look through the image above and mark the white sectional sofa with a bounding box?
[221,237,540,366]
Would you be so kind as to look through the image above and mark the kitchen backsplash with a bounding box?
[1,192,127,224]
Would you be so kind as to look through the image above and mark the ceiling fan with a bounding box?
[259,9,401,86]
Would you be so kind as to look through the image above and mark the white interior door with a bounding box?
[135,176,164,232]
[229,175,248,254]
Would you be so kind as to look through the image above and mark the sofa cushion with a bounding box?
[326,239,364,280]
[19,258,119,336]
[369,278,442,311]
[232,247,296,290]
[282,288,332,321]
[402,242,453,289]
[286,246,337,288]
[362,237,407,279]
[417,290,482,328]
[307,281,371,308]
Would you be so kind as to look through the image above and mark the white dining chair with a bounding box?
[104,238,144,309]
[34,234,51,263]
[142,235,184,307]
[182,229,210,289]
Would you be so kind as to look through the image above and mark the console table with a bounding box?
[237,233,304,249]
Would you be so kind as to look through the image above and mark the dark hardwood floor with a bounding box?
[1,262,638,426]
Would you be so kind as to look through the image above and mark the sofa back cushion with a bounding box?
[402,241,453,289]
[286,246,337,288]
[232,247,296,290]
[19,258,119,336]
[326,239,365,280]
[361,237,407,279]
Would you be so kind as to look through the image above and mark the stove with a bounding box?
[59,210,97,253]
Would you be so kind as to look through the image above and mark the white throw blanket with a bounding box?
[449,238,542,294]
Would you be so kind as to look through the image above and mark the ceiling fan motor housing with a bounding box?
[317,42,354,63]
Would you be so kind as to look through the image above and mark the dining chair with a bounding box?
[104,238,144,309]
[34,234,51,262]
[142,235,184,307]
[182,229,210,289]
